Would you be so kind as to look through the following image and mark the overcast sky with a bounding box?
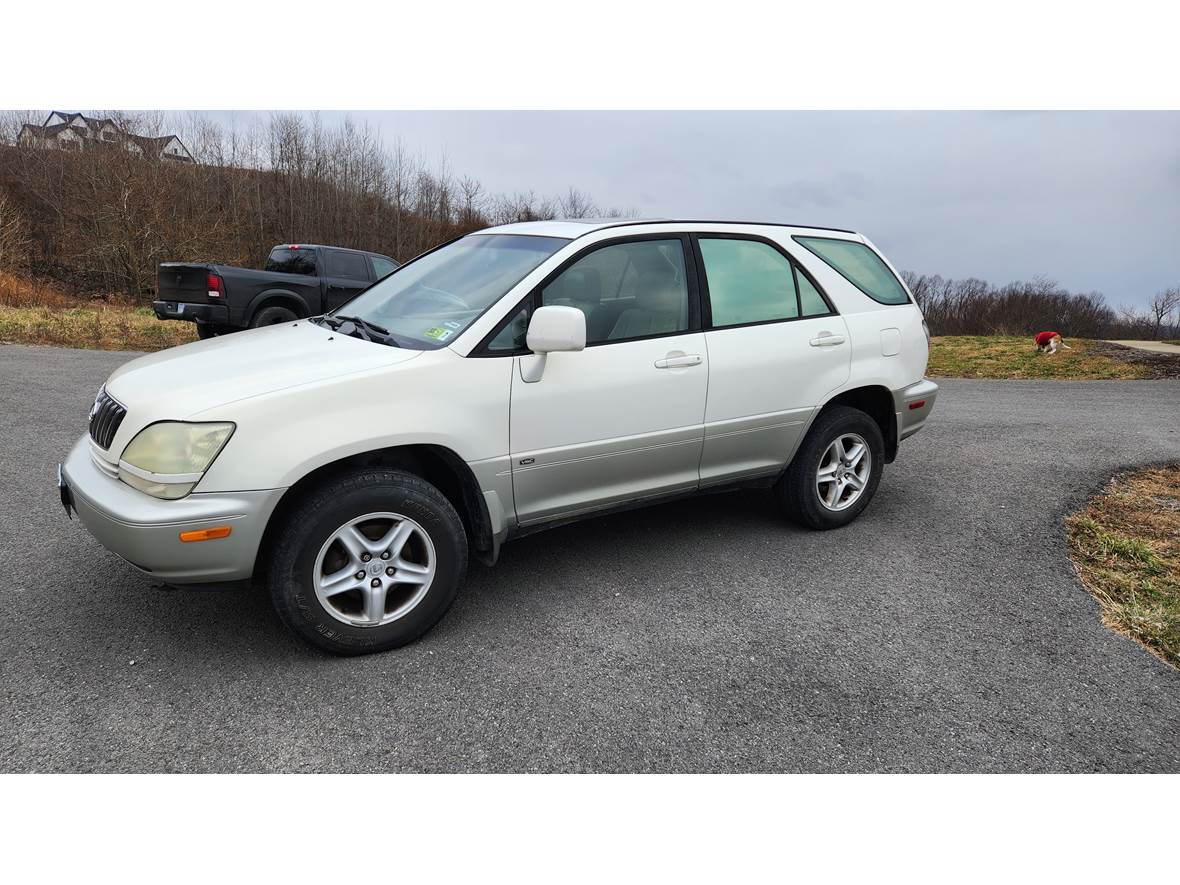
[214,111,1180,308]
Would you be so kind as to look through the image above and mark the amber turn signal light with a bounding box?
[179,525,233,542]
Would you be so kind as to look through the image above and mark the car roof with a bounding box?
[474,219,859,238]
[274,244,394,259]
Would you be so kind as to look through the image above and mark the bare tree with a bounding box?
[0,187,31,268]
[558,187,598,219]
[1147,288,1180,339]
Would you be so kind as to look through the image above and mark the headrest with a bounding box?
[636,270,682,313]
[549,266,602,305]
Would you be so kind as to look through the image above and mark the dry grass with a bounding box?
[0,270,195,351]
[1067,465,1180,669]
[928,336,1152,380]
[0,304,195,351]
[0,269,77,308]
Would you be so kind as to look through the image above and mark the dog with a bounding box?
[1034,331,1071,354]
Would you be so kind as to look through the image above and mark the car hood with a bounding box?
[106,321,422,418]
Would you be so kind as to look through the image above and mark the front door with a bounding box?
[508,236,709,525]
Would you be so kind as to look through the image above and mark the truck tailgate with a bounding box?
[157,263,214,302]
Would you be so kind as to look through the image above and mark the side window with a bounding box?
[325,250,371,281]
[797,271,831,317]
[371,256,398,280]
[265,247,318,275]
[793,236,909,305]
[699,238,799,327]
[540,239,689,344]
[487,305,529,353]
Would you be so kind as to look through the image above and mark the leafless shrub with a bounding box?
[901,270,1178,340]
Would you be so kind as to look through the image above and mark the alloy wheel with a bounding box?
[312,511,436,627]
[816,433,871,512]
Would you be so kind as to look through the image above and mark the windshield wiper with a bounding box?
[336,315,390,336]
[315,314,399,347]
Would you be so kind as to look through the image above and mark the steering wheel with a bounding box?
[419,285,469,311]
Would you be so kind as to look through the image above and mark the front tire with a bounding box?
[269,468,468,655]
[777,405,884,530]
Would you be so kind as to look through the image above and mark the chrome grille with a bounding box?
[88,387,126,451]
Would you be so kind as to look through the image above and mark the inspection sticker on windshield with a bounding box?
[443,321,462,330]
[423,326,453,341]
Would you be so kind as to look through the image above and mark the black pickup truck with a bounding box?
[153,244,399,338]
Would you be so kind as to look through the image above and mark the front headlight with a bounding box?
[117,421,235,499]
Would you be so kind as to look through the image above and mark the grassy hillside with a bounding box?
[928,336,1168,380]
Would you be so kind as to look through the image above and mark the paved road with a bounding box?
[1107,339,1180,355]
[1,343,1178,772]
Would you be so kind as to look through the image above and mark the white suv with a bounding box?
[59,220,937,654]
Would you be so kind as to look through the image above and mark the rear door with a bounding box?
[323,249,374,310]
[693,234,850,485]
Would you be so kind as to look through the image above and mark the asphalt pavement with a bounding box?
[1,343,1178,772]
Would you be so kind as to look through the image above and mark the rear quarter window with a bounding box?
[793,236,910,305]
[265,248,318,276]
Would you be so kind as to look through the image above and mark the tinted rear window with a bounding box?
[265,248,318,275]
[793,236,909,305]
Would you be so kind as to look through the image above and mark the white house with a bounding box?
[18,112,194,162]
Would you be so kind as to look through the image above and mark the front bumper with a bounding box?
[60,435,284,583]
[152,300,229,325]
[894,378,939,442]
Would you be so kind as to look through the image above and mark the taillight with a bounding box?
[207,273,225,298]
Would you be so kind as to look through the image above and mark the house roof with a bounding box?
[22,113,194,161]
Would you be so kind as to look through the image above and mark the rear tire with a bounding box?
[195,322,218,340]
[777,405,884,530]
[268,468,467,655]
[250,305,298,329]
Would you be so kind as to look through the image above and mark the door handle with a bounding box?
[654,354,702,369]
[809,332,845,347]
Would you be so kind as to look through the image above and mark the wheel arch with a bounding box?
[245,289,310,324]
[254,443,496,582]
[818,384,898,463]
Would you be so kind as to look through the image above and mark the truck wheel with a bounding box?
[250,305,298,328]
[777,405,884,531]
[195,323,221,340]
[268,468,468,655]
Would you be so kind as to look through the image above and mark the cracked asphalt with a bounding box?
[1,343,1178,772]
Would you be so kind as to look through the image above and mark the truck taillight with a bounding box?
[207,273,225,298]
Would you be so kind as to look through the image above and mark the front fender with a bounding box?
[193,349,514,493]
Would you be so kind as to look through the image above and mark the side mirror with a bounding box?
[520,306,586,383]
[526,305,586,353]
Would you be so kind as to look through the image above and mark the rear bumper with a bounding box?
[152,300,229,325]
[893,378,939,442]
[60,435,284,583]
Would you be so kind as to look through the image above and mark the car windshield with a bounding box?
[331,234,569,348]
